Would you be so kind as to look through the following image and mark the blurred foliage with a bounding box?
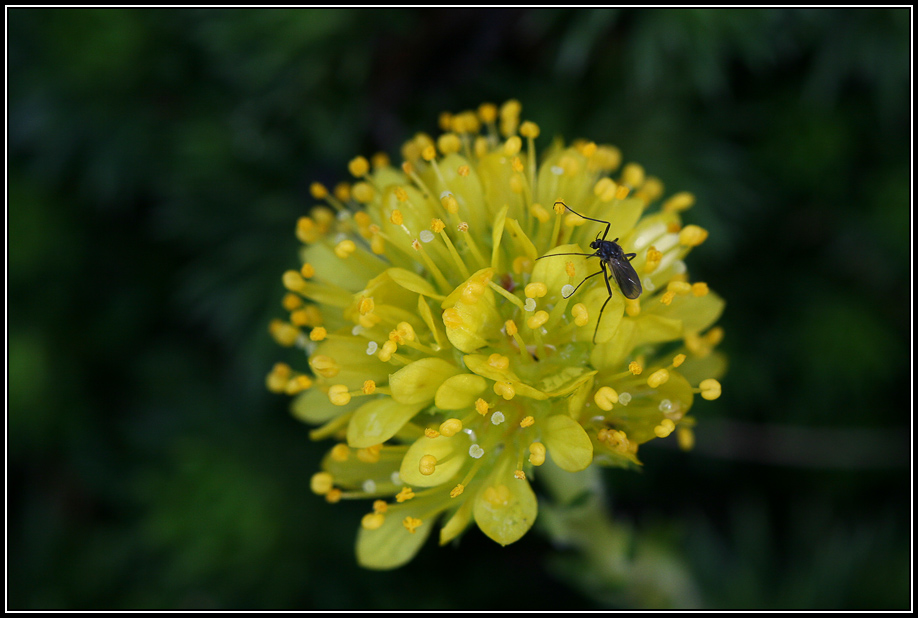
[8,8,910,609]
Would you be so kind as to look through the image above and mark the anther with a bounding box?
[419,454,437,475]
[679,225,709,247]
[348,156,370,178]
[628,361,643,376]
[699,378,722,400]
[647,368,670,388]
[594,386,619,411]
[528,442,546,466]
[328,384,351,406]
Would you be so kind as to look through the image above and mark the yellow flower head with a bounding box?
[269,100,726,569]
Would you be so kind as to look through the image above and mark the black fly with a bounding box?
[535,200,642,343]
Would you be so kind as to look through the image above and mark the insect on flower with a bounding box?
[536,201,642,343]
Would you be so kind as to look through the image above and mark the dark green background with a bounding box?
[8,8,911,610]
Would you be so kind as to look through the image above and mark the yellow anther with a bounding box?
[282,292,303,312]
[594,177,615,197]
[530,203,550,223]
[325,488,342,503]
[441,193,459,214]
[647,368,670,388]
[331,443,350,462]
[284,374,313,395]
[421,144,437,161]
[419,454,438,476]
[450,484,465,498]
[457,165,470,177]
[654,419,676,438]
[660,291,676,306]
[475,398,490,416]
[396,322,416,342]
[361,512,385,530]
[514,469,526,480]
[553,201,566,214]
[524,282,548,298]
[282,269,306,293]
[401,160,414,175]
[633,176,663,203]
[411,239,421,251]
[334,239,356,259]
[438,111,453,131]
[439,418,463,437]
[348,156,370,178]
[442,307,463,329]
[512,255,533,274]
[663,191,695,212]
[503,135,522,156]
[352,181,374,203]
[424,428,440,438]
[483,484,511,507]
[295,216,319,244]
[621,162,645,188]
[615,184,630,200]
[461,281,486,303]
[371,152,390,169]
[309,182,329,199]
[644,247,662,273]
[403,516,423,534]
[692,282,710,297]
[328,384,352,406]
[494,381,515,400]
[289,309,310,327]
[455,111,480,134]
[580,142,598,159]
[679,224,709,247]
[478,102,498,123]
[269,320,301,347]
[394,186,409,202]
[358,297,375,315]
[370,233,385,255]
[310,471,334,495]
[572,303,589,327]
[629,361,643,376]
[677,426,695,451]
[373,500,388,513]
[561,261,575,278]
[377,339,398,362]
[473,135,489,158]
[519,416,535,428]
[504,319,518,336]
[457,221,469,232]
[438,132,462,155]
[699,378,722,401]
[487,353,510,370]
[667,280,693,295]
[298,263,316,280]
[357,444,382,464]
[527,310,549,330]
[431,218,446,233]
[500,99,521,119]
[395,486,415,503]
[520,120,540,138]
[529,442,546,466]
[266,363,292,393]
[672,353,687,367]
[390,209,404,225]
[511,156,524,173]
[362,380,376,395]
[594,386,619,411]
[333,182,351,202]
[309,326,327,342]
[558,155,580,176]
[705,326,725,346]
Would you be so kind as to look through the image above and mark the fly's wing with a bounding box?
[609,257,643,299]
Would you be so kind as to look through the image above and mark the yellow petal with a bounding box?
[292,387,359,424]
[347,398,428,448]
[435,374,488,410]
[473,452,537,546]
[439,497,474,545]
[542,414,594,472]
[399,435,465,487]
[386,267,443,299]
[389,358,463,405]
[356,502,435,570]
